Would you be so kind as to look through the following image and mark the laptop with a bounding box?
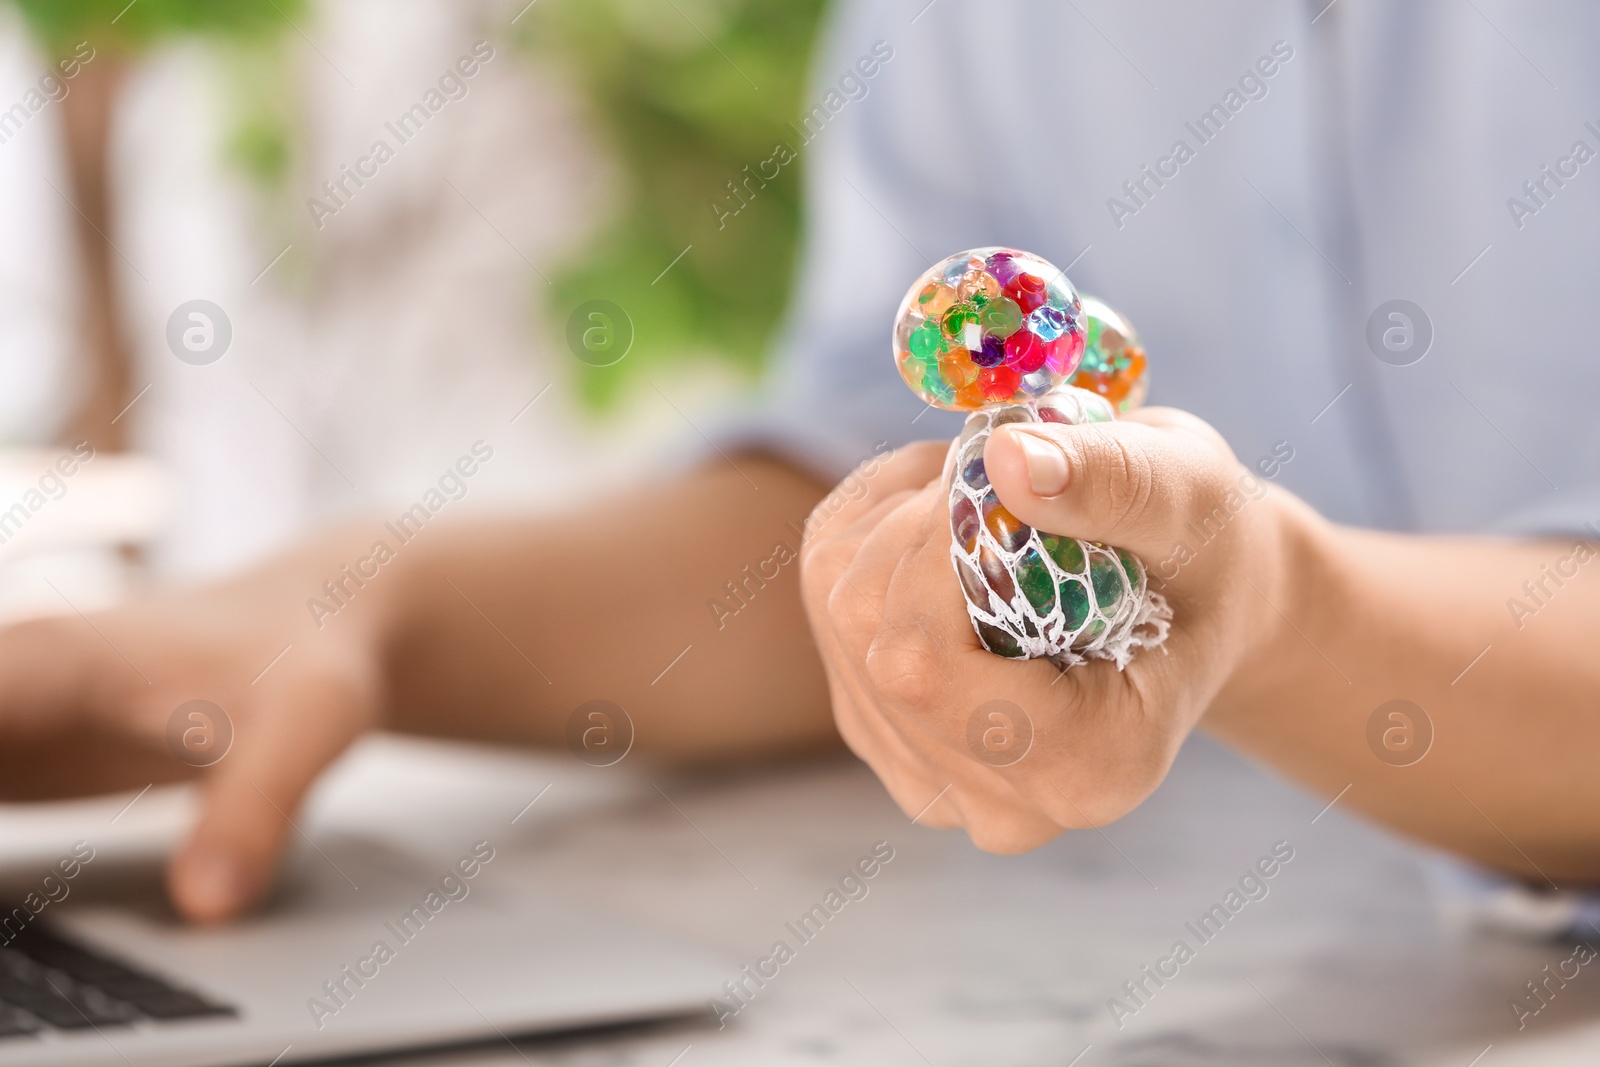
[0,742,731,1067]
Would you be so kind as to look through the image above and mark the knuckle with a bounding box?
[800,539,853,609]
[861,640,938,709]
[824,576,879,635]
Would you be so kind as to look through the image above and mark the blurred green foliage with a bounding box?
[7,0,303,188]
[217,39,300,192]
[9,0,829,411]
[519,0,829,408]
[6,0,303,52]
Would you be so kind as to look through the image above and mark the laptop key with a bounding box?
[127,993,235,1020]
[0,917,236,1031]
[95,976,178,1001]
[0,989,133,1030]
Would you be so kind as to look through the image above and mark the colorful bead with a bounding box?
[978,544,1014,602]
[919,283,956,320]
[1040,533,1085,574]
[980,296,1024,339]
[985,250,1021,286]
[961,451,988,491]
[1016,547,1055,615]
[956,556,990,609]
[951,496,979,552]
[941,303,977,338]
[976,334,1007,367]
[1068,296,1149,414]
[1060,577,1091,630]
[981,490,1030,553]
[976,620,1025,658]
[941,347,980,389]
[1045,329,1085,377]
[1020,368,1056,397]
[1005,273,1047,314]
[1004,330,1047,374]
[1027,305,1067,341]
[1090,554,1124,612]
[958,270,1001,305]
[909,322,942,361]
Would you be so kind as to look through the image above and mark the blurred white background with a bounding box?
[0,0,745,605]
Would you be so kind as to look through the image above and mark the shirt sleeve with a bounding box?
[717,0,993,484]
[1490,481,1600,541]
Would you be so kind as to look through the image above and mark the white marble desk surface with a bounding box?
[8,732,1600,1066]
[315,734,1600,1067]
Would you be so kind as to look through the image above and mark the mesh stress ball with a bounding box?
[892,247,1171,669]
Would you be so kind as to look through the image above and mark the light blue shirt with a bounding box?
[757,0,1600,539]
[738,0,1600,939]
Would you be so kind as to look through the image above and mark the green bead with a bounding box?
[1091,555,1124,612]
[980,297,1023,338]
[1016,548,1056,615]
[909,322,941,360]
[1117,549,1144,596]
[1060,578,1090,630]
[1040,533,1085,574]
[941,303,977,337]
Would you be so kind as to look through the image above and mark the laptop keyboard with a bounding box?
[0,920,235,1038]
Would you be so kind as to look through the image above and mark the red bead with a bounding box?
[1042,328,1084,376]
[1004,330,1047,374]
[1004,273,1047,314]
[978,364,1021,401]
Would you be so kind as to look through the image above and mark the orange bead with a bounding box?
[957,270,1001,304]
[954,380,986,408]
[941,347,980,388]
[918,283,956,321]
[982,496,1031,552]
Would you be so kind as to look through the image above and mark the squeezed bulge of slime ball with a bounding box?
[890,247,1167,669]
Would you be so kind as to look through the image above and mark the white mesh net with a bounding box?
[946,385,1171,670]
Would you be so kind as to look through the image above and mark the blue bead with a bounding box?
[1027,305,1067,341]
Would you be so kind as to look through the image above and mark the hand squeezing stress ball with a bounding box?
[893,248,1169,669]
[801,247,1301,852]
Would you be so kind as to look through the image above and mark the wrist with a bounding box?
[1215,488,1341,711]
[232,519,411,700]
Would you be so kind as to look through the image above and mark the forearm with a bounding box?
[376,455,837,762]
[1209,497,1600,881]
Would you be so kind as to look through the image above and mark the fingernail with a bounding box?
[179,851,248,920]
[1013,431,1069,496]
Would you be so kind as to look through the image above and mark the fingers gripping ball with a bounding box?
[893,247,1167,669]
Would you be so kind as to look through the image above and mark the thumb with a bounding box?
[168,675,372,923]
[982,409,1239,561]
